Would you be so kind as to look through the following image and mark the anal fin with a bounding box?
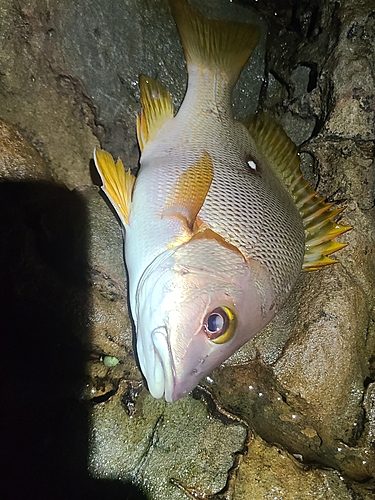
[137,75,174,151]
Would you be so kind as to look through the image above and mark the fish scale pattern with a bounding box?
[186,117,305,309]
[245,112,352,270]
[132,73,306,313]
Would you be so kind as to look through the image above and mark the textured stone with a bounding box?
[233,435,355,500]
[89,383,247,499]
[0,0,99,188]
[2,0,375,498]
[81,186,140,399]
[0,120,51,180]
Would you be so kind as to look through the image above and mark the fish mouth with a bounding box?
[138,323,205,402]
[151,327,175,401]
[138,326,195,402]
[137,326,176,402]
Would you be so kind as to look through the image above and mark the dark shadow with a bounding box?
[0,181,148,500]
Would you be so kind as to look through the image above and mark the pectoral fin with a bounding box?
[189,227,244,257]
[162,152,214,230]
[94,148,135,227]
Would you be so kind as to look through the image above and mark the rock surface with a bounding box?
[1,0,374,499]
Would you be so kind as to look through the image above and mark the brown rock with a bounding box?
[0,120,51,180]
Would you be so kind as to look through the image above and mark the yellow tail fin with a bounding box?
[169,0,260,84]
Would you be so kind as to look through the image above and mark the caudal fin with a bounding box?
[169,0,260,84]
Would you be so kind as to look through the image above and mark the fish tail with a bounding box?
[244,113,352,271]
[168,0,260,85]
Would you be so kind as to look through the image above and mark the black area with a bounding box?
[297,62,318,93]
[89,157,102,188]
[0,181,148,500]
[364,376,374,389]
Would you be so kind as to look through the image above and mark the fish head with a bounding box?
[135,232,276,402]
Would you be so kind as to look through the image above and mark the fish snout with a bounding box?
[147,326,200,402]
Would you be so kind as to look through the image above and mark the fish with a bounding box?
[93,0,351,402]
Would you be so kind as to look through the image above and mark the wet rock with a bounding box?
[0,0,99,187]
[0,123,98,498]
[2,0,375,498]
[0,120,51,180]
[233,435,356,499]
[81,186,140,400]
[89,382,247,499]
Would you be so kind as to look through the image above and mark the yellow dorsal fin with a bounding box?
[162,151,214,230]
[93,148,135,227]
[244,112,352,271]
[243,112,299,186]
[168,0,260,84]
[137,75,174,151]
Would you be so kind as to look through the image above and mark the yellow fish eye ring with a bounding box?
[203,306,237,344]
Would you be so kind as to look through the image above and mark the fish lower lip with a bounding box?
[151,327,175,402]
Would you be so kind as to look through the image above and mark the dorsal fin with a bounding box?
[242,112,299,186]
[136,75,174,151]
[168,0,260,84]
[244,112,352,271]
[93,148,136,227]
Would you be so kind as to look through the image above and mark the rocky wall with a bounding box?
[1,0,374,499]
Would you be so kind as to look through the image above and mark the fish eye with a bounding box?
[203,306,237,344]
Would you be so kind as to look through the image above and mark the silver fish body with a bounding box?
[125,36,305,400]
